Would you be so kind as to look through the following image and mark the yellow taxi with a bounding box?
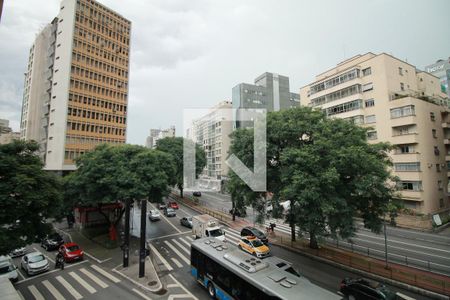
[238,236,270,258]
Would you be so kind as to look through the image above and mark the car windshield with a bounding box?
[209,229,224,237]
[251,239,264,247]
[252,228,265,237]
[379,288,396,300]
[151,210,158,215]
[29,255,45,263]
[67,245,79,252]
[167,208,174,212]
[0,262,14,274]
[187,217,192,222]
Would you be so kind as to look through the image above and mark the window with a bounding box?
[324,99,363,116]
[390,105,415,118]
[309,68,360,95]
[365,99,375,107]
[430,112,435,121]
[432,129,437,138]
[400,181,422,191]
[399,67,403,75]
[436,164,441,172]
[311,84,361,106]
[440,198,444,208]
[365,115,376,124]
[394,162,420,172]
[362,83,373,92]
[400,83,405,91]
[396,144,415,154]
[438,180,443,190]
[434,146,440,155]
[362,67,372,76]
[367,131,377,140]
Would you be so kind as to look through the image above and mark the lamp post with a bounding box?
[383,218,389,269]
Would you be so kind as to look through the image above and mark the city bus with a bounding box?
[190,238,341,300]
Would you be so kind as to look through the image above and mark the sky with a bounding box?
[0,0,449,145]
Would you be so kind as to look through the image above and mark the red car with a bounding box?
[168,201,179,209]
[59,243,84,262]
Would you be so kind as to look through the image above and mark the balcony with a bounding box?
[444,139,450,145]
[442,122,450,129]
[390,115,417,127]
[391,133,419,145]
[392,153,421,162]
[399,190,423,201]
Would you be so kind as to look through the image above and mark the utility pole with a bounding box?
[139,199,147,278]
[123,199,130,268]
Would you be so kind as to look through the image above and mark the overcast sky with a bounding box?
[1,0,449,145]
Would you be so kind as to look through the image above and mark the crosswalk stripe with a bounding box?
[80,267,108,288]
[179,237,191,247]
[224,229,241,239]
[56,275,83,300]
[69,271,96,294]
[171,239,190,255]
[42,280,65,300]
[149,243,173,271]
[90,264,121,283]
[132,288,152,300]
[186,236,194,241]
[164,240,190,265]
[28,285,44,300]
[226,228,241,235]
[171,257,183,268]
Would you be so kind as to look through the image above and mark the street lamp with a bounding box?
[383,218,389,269]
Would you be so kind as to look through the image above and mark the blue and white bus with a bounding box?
[191,238,341,300]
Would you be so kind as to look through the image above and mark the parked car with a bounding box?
[41,232,64,251]
[59,243,84,262]
[21,252,49,276]
[164,207,176,217]
[148,209,161,222]
[168,201,179,209]
[193,191,202,197]
[340,278,397,300]
[238,236,270,258]
[158,203,167,210]
[240,226,269,244]
[0,256,19,282]
[180,217,193,228]
[9,247,26,258]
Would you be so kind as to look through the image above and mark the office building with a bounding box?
[20,0,131,172]
[0,119,20,144]
[300,52,450,216]
[425,58,450,97]
[145,126,175,148]
[232,72,300,128]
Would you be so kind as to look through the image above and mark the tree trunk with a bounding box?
[139,199,147,278]
[180,186,183,198]
[309,232,319,249]
[232,198,236,221]
[290,222,296,242]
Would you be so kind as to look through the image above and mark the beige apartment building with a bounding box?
[20,0,130,172]
[300,52,450,216]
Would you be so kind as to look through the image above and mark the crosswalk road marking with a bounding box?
[149,243,173,271]
[42,280,65,300]
[172,239,190,255]
[80,267,109,288]
[69,271,97,294]
[171,257,183,268]
[90,264,121,283]
[179,236,191,247]
[164,240,190,265]
[56,275,83,300]
[28,285,45,300]
[186,236,193,241]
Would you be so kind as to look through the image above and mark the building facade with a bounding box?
[145,126,175,148]
[425,58,450,97]
[232,72,300,128]
[0,119,20,144]
[20,0,131,172]
[300,53,450,215]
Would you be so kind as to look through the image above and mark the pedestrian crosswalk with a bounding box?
[264,219,301,237]
[17,264,121,300]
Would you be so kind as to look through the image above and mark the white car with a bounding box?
[148,209,161,221]
[0,256,19,282]
[21,252,49,276]
[9,247,26,258]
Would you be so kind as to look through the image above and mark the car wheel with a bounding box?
[348,295,356,300]
[207,282,216,299]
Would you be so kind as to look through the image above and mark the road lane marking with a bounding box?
[186,236,194,241]
[17,268,26,280]
[28,285,45,300]
[148,231,192,241]
[167,283,179,288]
[148,203,182,233]
[168,274,199,300]
[69,271,96,294]
[171,258,183,268]
[15,260,89,285]
[132,288,153,300]
[179,237,191,247]
[168,295,191,300]
[164,240,190,265]
[42,280,65,300]
[80,267,108,288]
[56,275,83,300]
[149,243,173,271]
[171,239,190,255]
[90,264,121,283]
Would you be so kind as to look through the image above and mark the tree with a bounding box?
[228,107,400,248]
[156,137,206,197]
[0,140,62,254]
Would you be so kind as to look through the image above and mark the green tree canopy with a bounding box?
[156,137,206,197]
[0,140,62,254]
[228,107,400,248]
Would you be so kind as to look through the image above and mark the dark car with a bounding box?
[193,191,202,197]
[41,232,64,251]
[164,207,176,217]
[340,278,397,300]
[180,217,193,228]
[240,226,268,244]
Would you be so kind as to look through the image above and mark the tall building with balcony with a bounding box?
[20,0,131,172]
[300,52,450,216]
[145,126,175,148]
[232,72,300,129]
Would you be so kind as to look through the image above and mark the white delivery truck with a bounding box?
[192,214,226,241]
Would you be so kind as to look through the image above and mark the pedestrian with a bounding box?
[270,222,276,233]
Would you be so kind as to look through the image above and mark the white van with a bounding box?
[0,256,19,283]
